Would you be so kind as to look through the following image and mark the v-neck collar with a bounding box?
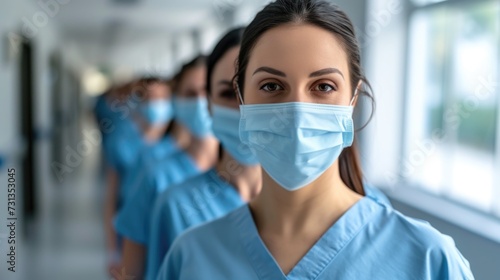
[232,197,382,280]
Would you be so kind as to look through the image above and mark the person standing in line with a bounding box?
[156,1,474,279]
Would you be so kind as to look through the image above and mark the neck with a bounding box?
[250,161,362,235]
[134,114,169,143]
[143,124,169,143]
[185,133,219,172]
[215,150,262,202]
[170,122,191,150]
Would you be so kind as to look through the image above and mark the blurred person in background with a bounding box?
[101,77,175,275]
[112,78,184,210]
[94,80,137,152]
[113,55,219,279]
[144,27,262,280]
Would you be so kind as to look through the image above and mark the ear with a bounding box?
[350,80,363,107]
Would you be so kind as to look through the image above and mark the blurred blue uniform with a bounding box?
[94,94,143,169]
[94,94,114,124]
[156,196,474,280]
[93,93,142,170]
[114,150,200,245]
[145,169,244,280]
[94,93,126,123]
[102,118,144,180]
[118,136,180,206]
[94,94,130,142]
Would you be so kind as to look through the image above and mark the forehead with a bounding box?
[247,23,349,77]
[149,82,168,88]
[185,66,205,77]
[180,66,206,84]
[212,47,239,80]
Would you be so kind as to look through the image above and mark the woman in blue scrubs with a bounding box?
[144,27,263,280]
[156,1,474,279]
[114,56,219,278]
[104,78,175,275]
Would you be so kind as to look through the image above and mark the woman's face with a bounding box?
[177,66,207,98]
[243,24,352,106]
[210,47,240,109]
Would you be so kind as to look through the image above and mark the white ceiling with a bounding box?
[56,0,218,31]
[34,0,271,78]
[48,0,239,70]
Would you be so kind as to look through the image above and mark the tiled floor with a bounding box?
[24,175,108,280]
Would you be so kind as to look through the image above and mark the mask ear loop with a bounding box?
[235,80,244,105]
[350,80,363,107]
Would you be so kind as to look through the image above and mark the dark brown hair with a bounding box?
[206,27,245,95]
[173,55,207,92]
[234,0,375,195]
[207,27,246,160]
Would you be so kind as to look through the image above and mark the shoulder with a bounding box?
[157,171,213,205]
[363,184,391,206]
[136,146,157,163]
[141,150,185,179]
[373,204,474,279]
[169,205,245,252]
[157,212,238,280]
[156,150,191,169]
[163,212,229,273]
[155,149,184,163]
[144,136,178,158]
[379,205,449,246]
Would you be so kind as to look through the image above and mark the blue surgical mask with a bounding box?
[211,104,259,166]
[174,97,212,137]
[239,101,355,191]
[140,100,174,125]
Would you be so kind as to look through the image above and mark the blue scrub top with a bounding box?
[94,94,137,123]
[364,185,391,206]
[114,150,200,245]
[93,94,122,122]
[93,94,110,123]
[146,169,244,280]
[94,95,132,142]
[118,136,180,206]
[156,196,474,280]
[102,118,144,177]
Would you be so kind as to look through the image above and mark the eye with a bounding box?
[219,89,236,99]
[260,82,283,92]
[313,83,337,93]
[184,89,198,97]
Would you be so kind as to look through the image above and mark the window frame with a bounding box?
[381,0,500,241]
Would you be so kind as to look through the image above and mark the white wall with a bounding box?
[363,0,407,187]
[0,3,83,278]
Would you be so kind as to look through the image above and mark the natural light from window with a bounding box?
[405,0,499,213]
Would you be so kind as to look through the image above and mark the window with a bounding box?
[404,0,500,214]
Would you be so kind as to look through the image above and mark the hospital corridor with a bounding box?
[0,0,500,279]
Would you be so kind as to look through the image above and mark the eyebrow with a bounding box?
[309,68,344,80]
[252,66,344,80]
[252,67,286,77]
[217,80,233,86]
